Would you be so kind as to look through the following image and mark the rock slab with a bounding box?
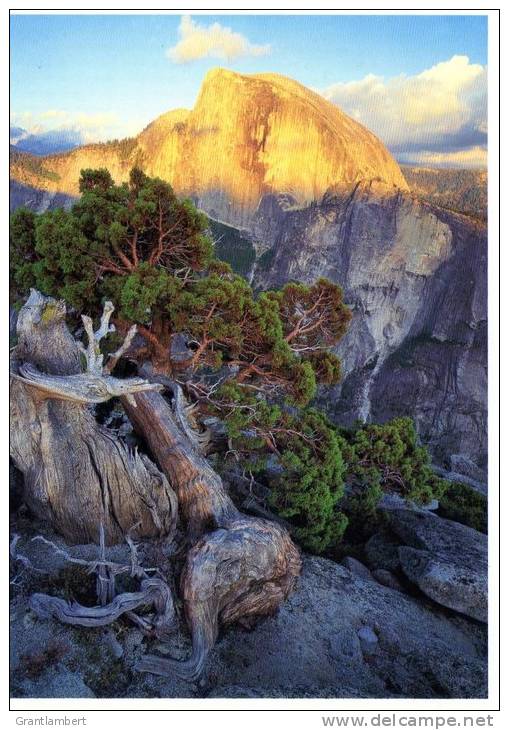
[383,508,487,623]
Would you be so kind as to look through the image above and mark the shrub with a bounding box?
[438,481,487,533]
[268,410,348,554]
[338,418,448,542]
[341,417,448,505]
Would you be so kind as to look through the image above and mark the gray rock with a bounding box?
[433,465,487,496]
[124,628,145,654]
[377,493,412,511]
[377,493,431,513]
[365,531,402,572]
[206,556,487,698]
[341,556,374,582]
[18,667,96,699]
[384,508,487,622]
[399,546,487,623]
[9,180,76,214]
[372,569,405,593]
[170,333,194,363]
[449,455,486,484]
[264,453,285,477]
[422,499,439,511]
[329,629,363,662]
[357,626,378,656]
[104,629,124,659]
[10,534,487,699]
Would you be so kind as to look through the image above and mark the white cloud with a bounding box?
[400,145,487,169]
[10,110,143,144]
[321,56,487,165]
[167,15,270,64]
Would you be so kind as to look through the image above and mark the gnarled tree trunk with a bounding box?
[124,390,301,680]
[9,291,177,545]
[10,290,301,680]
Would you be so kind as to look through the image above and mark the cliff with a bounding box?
[252,181,487,477]
[9,68,407,226]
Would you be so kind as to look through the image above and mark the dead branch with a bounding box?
[104,324,138,374]
[25,527,175,637]
[30,577,174,637]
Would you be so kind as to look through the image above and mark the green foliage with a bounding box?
[10,168,216,365]
[269,410,348,553]
[438,481,487,533]
[243,413,448,554]
[341,417,448,506]
[31,208,98,311]
[220,406,468,556]
[337,417,448,542]
[9,207,38,301]
[10,168,350,403]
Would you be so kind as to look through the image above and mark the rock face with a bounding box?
[9,68,407,227]
[252,181,487,475]
[9,180,75,214]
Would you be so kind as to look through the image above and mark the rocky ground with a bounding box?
[10,499,487,700]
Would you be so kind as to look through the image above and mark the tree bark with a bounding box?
[9,291,178,545]
[123,390,302,680]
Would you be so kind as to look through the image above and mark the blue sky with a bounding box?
[10,14,488,166]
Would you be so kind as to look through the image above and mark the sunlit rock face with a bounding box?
[9,68,408,226]
[252,181,487,477]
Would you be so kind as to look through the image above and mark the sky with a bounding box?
[10,14,488,167]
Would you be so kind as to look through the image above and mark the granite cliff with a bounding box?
[252,182,487,478]
[9,68,407,226]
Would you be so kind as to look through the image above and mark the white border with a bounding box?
[3,3,502,722]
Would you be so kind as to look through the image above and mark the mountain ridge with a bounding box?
[9,67,408,226]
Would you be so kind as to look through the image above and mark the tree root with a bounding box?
[17,525,176,638]
[30,577,174,636]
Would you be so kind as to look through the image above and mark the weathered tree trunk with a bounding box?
[124,390,302,680]
[10,290,301,680]
[9,291,178,545]
[124,389,239,538]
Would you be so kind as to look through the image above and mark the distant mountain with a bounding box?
[10,126,83,155]
[10,126,27,144]
[402,165,487,221]
[9,68,408,226]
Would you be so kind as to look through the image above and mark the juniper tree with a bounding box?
[10,166,351,419]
